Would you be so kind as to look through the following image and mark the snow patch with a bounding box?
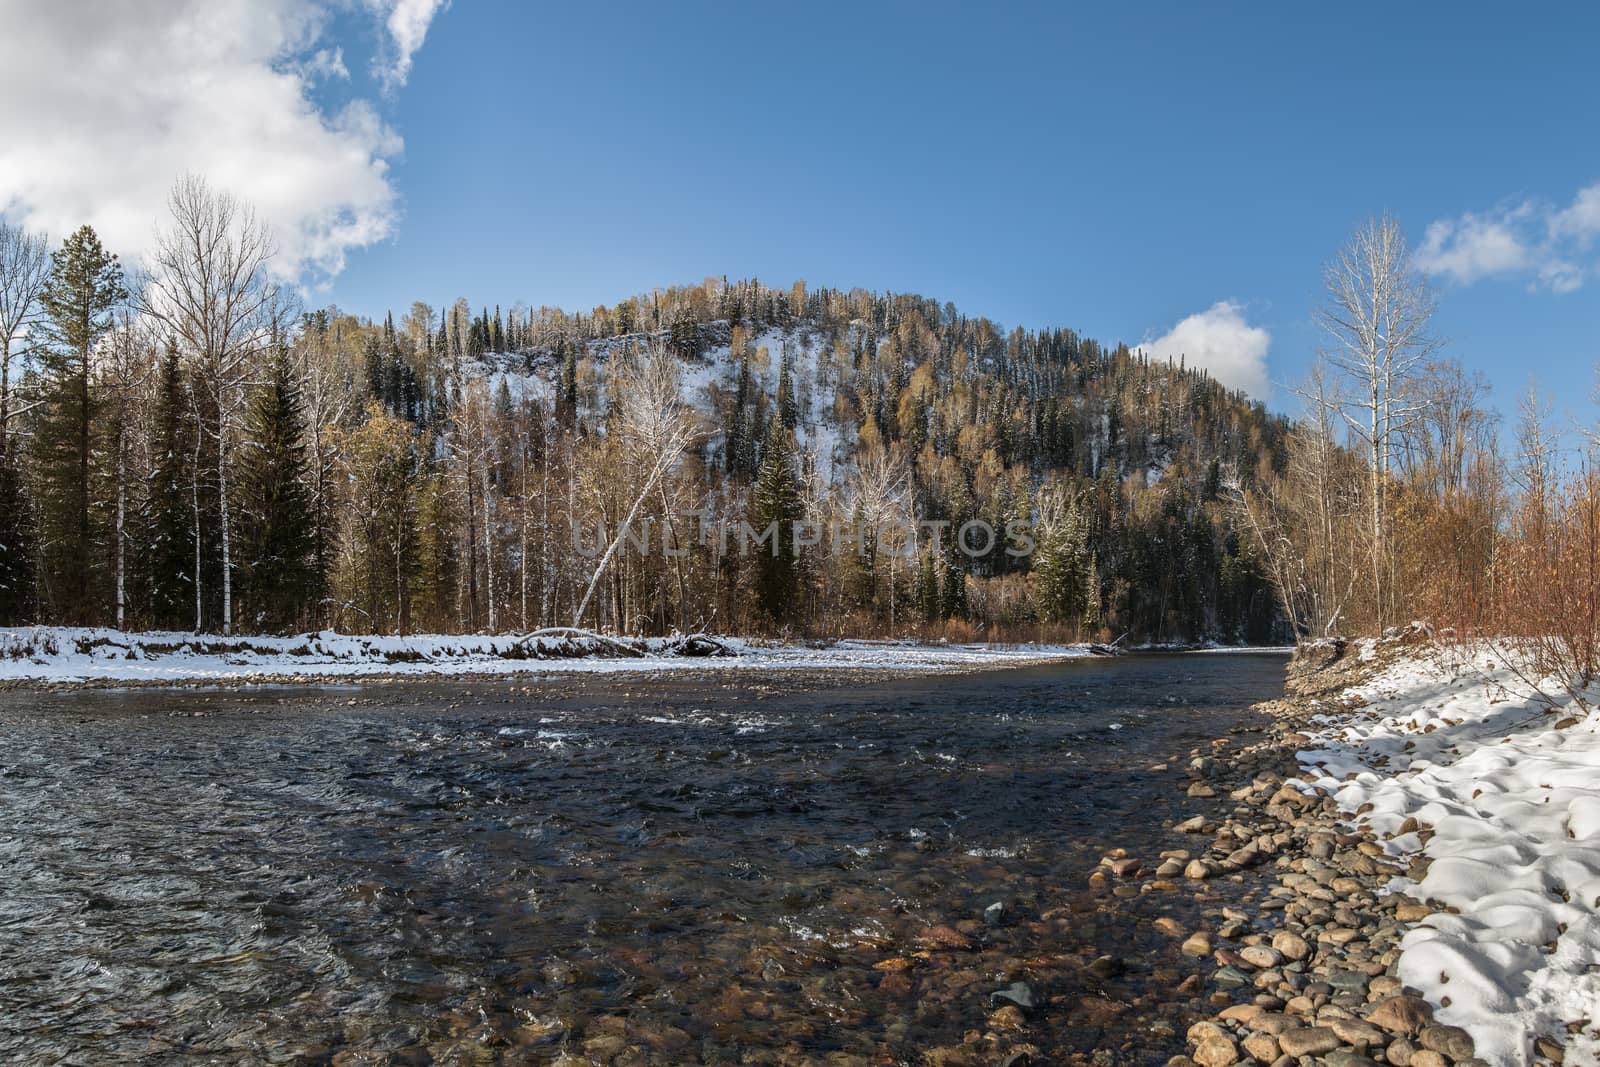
[1295,646,1600,1066]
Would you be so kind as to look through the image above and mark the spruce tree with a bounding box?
[941,555,967,620]
[235,345,317,631]
[146,343,195,630]
[37,225,125,623]
[557,342,578,427]
[746,420,805,625]
[0,441,35,623]
[777,352,799,430]
[917,548,940,623]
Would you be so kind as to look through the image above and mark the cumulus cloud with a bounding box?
[1138,302,1271,400]
[1415,210,1530,284]
[1416,181,1600,293]
[0,0,445,284]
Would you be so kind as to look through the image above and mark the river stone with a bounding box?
[1366,994,1433,1034]
[1408,1051,1447,1067]
[1368,975,1403,997]
[1213,965,1251,987]
[1191,1036,1239,1067]
[1535,1037,1567,1062]
[1247,1013,1296,1036]
[1418,1023,1474,1058]
[1188,1021,1229,1045]
[1185,859,1212,880]
[990,982,1035,1011]
[1218,1003,1264,1026]
[1215,948,1254,972]
[1270,930,1310,961]
[1239,1033,1279,1063]
[1386,1036,1416,1065]
[1276,1027,1341,1057]
[1181,931,1213,957]
[1326,1016,1385,1045]
[1324,1054,1381,1067]
[1239,945,1281,969]
[1327,969,1370,994]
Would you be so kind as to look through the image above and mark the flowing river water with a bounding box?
[0,652,1289,1066]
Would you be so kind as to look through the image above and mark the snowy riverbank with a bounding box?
[1293,639,1600,1066]
[0,627,1101,686]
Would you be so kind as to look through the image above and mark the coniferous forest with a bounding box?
[0,189,1291,645]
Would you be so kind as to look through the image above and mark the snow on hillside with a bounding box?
[476,323,856,484]
[0,627,1095,685]
[1293,644,1600,1066]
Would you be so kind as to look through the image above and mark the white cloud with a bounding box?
[0,0,444,284]
[1552,183,1600,244]
[1415,211,1530,284]
[1138,301,1271,399]
[1416,182,1600,293]
[369,0,450,92]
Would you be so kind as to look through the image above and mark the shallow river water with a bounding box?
[0,652,1288,1066]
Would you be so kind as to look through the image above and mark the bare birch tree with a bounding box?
[572,344,701,629]
[0,221,50,444]
[147,175,275,635]
[102,307,155,629]
[1316,214,1438,633]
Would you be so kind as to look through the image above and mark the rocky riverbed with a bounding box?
[1154,639,1514,1067]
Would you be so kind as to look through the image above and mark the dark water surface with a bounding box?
[0,652,1288,1065]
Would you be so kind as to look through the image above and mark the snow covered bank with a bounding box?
[1294,641,1600,1066]
[0,627,1098,686]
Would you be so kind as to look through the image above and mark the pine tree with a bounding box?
[145,343,195,629]
[36,225,126,623]
[746,420,805,625]
[235,344,317,631]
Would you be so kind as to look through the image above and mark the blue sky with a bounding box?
[6,2,1598,425]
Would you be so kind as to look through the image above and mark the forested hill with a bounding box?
[1,257,1292,643]
[327,279,1291,643]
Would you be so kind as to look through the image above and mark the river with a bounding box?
[0,651,1289,1066]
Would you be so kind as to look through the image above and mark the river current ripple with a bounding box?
[0,653,1288,1065]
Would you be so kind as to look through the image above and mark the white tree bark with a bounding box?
[0,222,50,443]
[147,175,275,636]
[1316,214,1438,635]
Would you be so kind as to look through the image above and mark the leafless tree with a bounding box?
[0,221,50,446]
[1316,214,1439,633]
[572,344,701,629]
[146,175,276,634]
[101,306,156,628]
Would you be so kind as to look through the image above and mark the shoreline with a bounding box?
[1168,635,1589,1067]
[0,626,1113,692]
[0,626,1296,693]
